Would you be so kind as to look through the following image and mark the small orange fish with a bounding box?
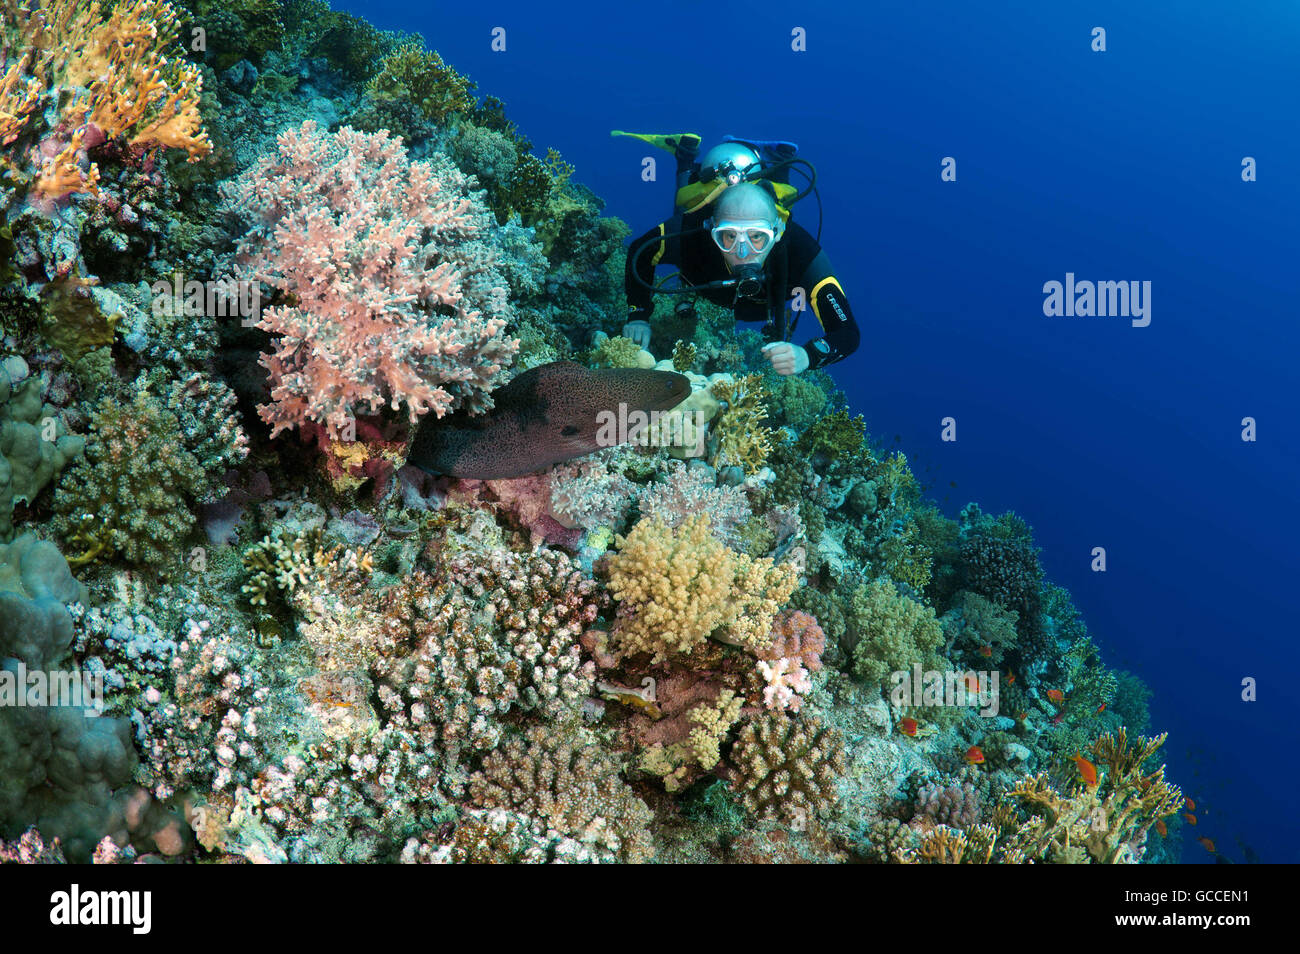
[1186,798,1196,811]
[1051,713,1065,725]
[1197,837,1216,854]
[1007,671,1016,686]
[1155,819,1167,837]
[1096,703,1106,714]
[1015,711,1028,722]
[979,644,993,658]
[899,717,918,737]
[963,674,981,693]
[1184,813,1198,826]
[1072,753,1098,787]
[1046,689,1064,704]
[964,745,985,765]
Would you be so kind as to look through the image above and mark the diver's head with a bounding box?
[710,182,785,272]
[699,142,761,186]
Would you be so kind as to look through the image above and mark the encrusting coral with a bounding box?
[1,355,83,541]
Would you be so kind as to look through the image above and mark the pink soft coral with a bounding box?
[221,120,517,439]
[754,610,826,712]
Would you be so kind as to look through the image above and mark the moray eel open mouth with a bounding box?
[407,360,691,479]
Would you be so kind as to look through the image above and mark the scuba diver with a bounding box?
[617,135,860,375]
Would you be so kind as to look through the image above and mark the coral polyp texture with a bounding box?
[0,1,1185,867]
[221,119,518,439]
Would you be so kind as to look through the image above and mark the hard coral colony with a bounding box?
[0,0,1184,866]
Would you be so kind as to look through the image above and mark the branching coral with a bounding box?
[753,609,825,712]
[52,391,204,567]
[636,460,752,547]
[221,120,518,439]
[729,712,845,828]
[468,724,654,863]
[960,526,1045,651]
[364,40,475,125]
[608,513,799,662]
[946,590,1019,666]
[709,373,774,476]
[639,689,743,793]
[898,730,1182,864]
[547,446,640,532]
[372,547,599,788]
[1,0,211,207]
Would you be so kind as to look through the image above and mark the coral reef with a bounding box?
[52,391,204,567]
[729,712,845,828]
[221,120,517,438]
[1,355,83,541]
[0,0,1181,867]
[608,513,799,661]
[468,724,654,863]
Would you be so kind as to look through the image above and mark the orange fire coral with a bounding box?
[1,0,211,204]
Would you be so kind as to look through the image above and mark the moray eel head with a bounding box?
[408,361,691,479]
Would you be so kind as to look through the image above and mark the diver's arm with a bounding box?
[794,245,861,371]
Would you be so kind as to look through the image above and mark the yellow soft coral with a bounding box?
[709,373,774,476]
[609,513,798,661]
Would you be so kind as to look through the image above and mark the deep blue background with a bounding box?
[339,0,1299,862]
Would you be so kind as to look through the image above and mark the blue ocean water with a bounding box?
[343,0,1299,862]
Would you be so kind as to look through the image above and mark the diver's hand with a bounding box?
[762,342,809,375]
[622,320,652,348]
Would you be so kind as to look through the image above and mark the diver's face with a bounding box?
[713,220,778,270]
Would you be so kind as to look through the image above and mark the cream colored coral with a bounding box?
[609,514,799,662]
[687,690,743,770]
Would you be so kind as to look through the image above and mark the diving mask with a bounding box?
[711,220,777,258]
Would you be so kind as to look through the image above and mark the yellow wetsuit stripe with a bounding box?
[650,223,666,266]
[808,275,844,330]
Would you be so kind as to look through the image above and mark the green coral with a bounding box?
[365,41,476,124]
[879,521,934,593]
[796,409,871,468]
[52,392,203,568]
[1,356,84,542]
[769,373,828,429]
[948,590,1019,666]
[183,0,285,69]
[37,274,121,361]
[848,578,946,689]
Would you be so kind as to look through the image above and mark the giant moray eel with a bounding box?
[407,360,691,479]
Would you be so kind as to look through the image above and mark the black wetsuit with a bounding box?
[625,212,860,370]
